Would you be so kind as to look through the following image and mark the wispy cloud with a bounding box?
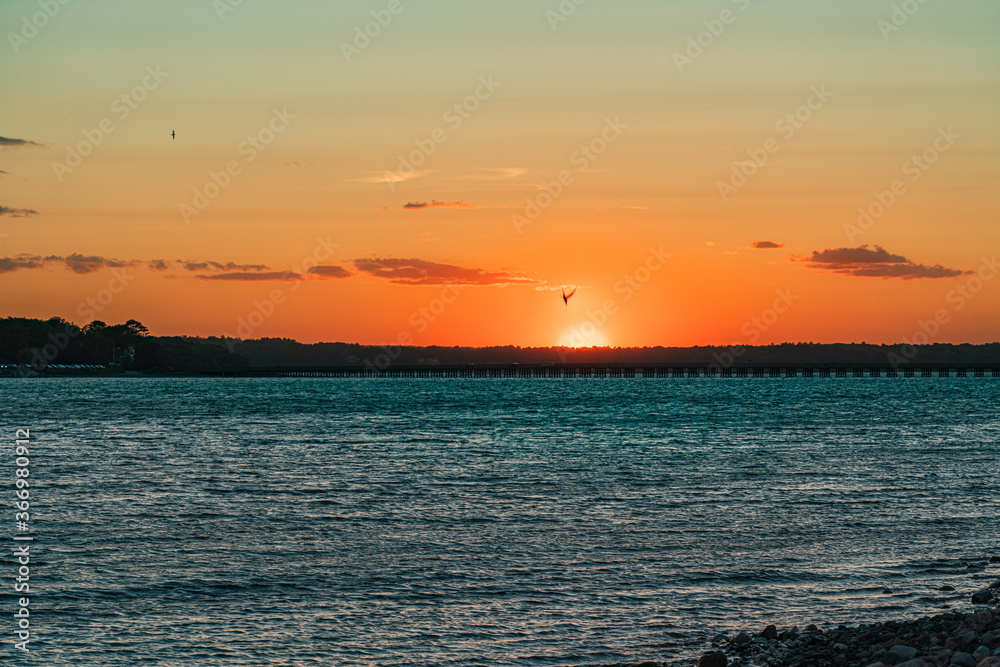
[0,255,279,277]
[0,256,45,274]
[620,205,649,211]
[63,253,140,274]
[798,245,972,279]
[750,240,785,249]
[452,167,529,181]
[0,205,38,218]
[403,200,486,210]
[354,257,534,286]
[0,253,138,275]
[179,260,269,273]
[195,271,295,282]
[307,265,352,279]
[351,170,431,185]
[0,136,46,149]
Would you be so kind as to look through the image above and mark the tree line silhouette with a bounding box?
[1,316,997,374]
[0,317,246,372]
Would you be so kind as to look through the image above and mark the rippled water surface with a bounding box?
[2,378,999,665]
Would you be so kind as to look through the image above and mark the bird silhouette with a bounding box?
[171,130,175,139]
[562,286,577,305]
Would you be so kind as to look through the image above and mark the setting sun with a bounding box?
[559,325,610,348]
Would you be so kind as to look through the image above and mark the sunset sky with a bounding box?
[2,0,998,347]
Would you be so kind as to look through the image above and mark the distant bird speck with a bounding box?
[171,130,175,139]
[562,287,577,305]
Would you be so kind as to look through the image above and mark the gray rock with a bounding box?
[952,653,977,667]
[732,632,752,647]
[988,579,1000,589]
[897,660,927,667]
[890,646,919,661]
[866,662,887,667]
[711,634,729,645]
[990,556,1000,563]
[697,651,727,667]
[939,585,957,591]
[975,648,991,662]
[972,589,993,604]
[760,624,778,640]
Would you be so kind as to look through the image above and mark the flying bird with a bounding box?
[171,130,175,139]
[562,286,577,305]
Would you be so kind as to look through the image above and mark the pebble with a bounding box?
[952,653,978,667]
[889,645,919,661]
[973,590,994,604]
[697,651,727,667]
[732,632,752,647]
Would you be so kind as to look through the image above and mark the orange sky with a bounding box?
[2,1,999,346]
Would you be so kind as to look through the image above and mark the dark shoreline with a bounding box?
[646,579,1000,667]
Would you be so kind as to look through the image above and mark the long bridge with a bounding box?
[206,362,1000,379]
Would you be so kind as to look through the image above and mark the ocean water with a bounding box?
[2,377,999,666]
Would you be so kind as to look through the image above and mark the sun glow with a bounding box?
[558,325,609,348]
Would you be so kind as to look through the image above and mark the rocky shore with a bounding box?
[689,580,1000,667]
[618,576,1000,667]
